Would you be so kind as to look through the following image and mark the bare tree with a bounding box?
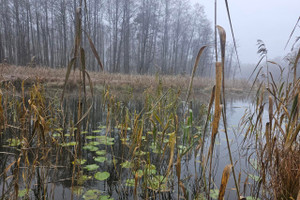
[0,0,213,76]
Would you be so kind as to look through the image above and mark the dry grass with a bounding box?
[0,64,250,95]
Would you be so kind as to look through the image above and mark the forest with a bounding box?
[0,0,234,75]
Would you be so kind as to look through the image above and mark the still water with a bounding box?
[0,93,261,200]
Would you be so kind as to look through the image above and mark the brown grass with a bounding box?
[0,64,250,95]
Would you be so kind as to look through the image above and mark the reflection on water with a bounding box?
[0,92,258,199]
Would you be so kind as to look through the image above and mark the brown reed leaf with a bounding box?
[216,26,226,67]
[61,57,76,102]
[166,132,176,178]
[224,0,241,71]
[218,164,232,200]
[85,31,104,71]
[293,48,300,85]
[212,62,222,142]
[186,46,207,102]
[285,16,300,50]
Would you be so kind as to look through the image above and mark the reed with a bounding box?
[241,45,300,199]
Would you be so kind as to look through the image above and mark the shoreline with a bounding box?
[0,64,251,98]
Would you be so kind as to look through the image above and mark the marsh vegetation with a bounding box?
[0,0,300,200]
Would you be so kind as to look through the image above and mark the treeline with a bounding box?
[0,0,223,75]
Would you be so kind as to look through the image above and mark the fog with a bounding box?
[191,0,299,65]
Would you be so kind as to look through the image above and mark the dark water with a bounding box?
[0,93,260,200]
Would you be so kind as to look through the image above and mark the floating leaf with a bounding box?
[81,131,89,134]
[52,133,60,137]
[134,170,143,178]
[88,141,101,146]
[178,145,187,154]
[163,138,169,143]
[77,175,92,185]
[148,175,168,191]
[94,157,107,163]
[72,159,87,165]
[96,150,106,156]
[120,138,129,144]
[209,189,219,199]
[248,174,261,182]
[6,138,21,147]
[145,164,156,175]
[18,189,29,197]
[126,179,135,187]
[98,125,106,129]
[86,136,97,140]
[73,186,84,196]
[99,195,114,200]
[61,141,77,147]
[250,159,259,170]
[120,161,134,169]
[83,145,99,151]
[246,196,261,200]
[83,189,101,200]
[135,151,146,156]
[94,172,110,181]
[149,143,160,154]
[92,129,102,133]
[98,137,114,145]
[84,164,99,171]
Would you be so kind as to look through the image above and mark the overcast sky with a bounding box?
[191,0,300,64]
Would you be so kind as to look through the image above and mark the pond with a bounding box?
[0,88,261,200]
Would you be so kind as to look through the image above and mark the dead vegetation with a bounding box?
[0,64,250,95]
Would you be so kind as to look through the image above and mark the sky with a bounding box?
[191,0,300,64]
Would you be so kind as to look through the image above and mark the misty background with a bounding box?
[0,0,299,79]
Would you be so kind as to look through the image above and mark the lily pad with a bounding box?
[249,174,261,182]
[134,170,143,178]
[149,143,160,154]
[94,172,110,181]
[83,145,99,151]
[125,179,135,187]
[84,164,99,171]
[210,189,219,199]
[148,175,168,191]
[99,195,114,200]
[145,164,156,175]
[96,150,106,156]
[134,151,146,156]
[52,133,60,137]
[86,136,97,140]
[72,159,87,165]
[18,189,30,197]
[246,197,261,200]
[94,157,107,163]
[98,136,115,145]
[120,161,134,169]
[77,175,92,185]
[83,189,101,200]
[73,186,84,196]
[6,138,21,147]
[88,141,101,146]
[61,141,77,147]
